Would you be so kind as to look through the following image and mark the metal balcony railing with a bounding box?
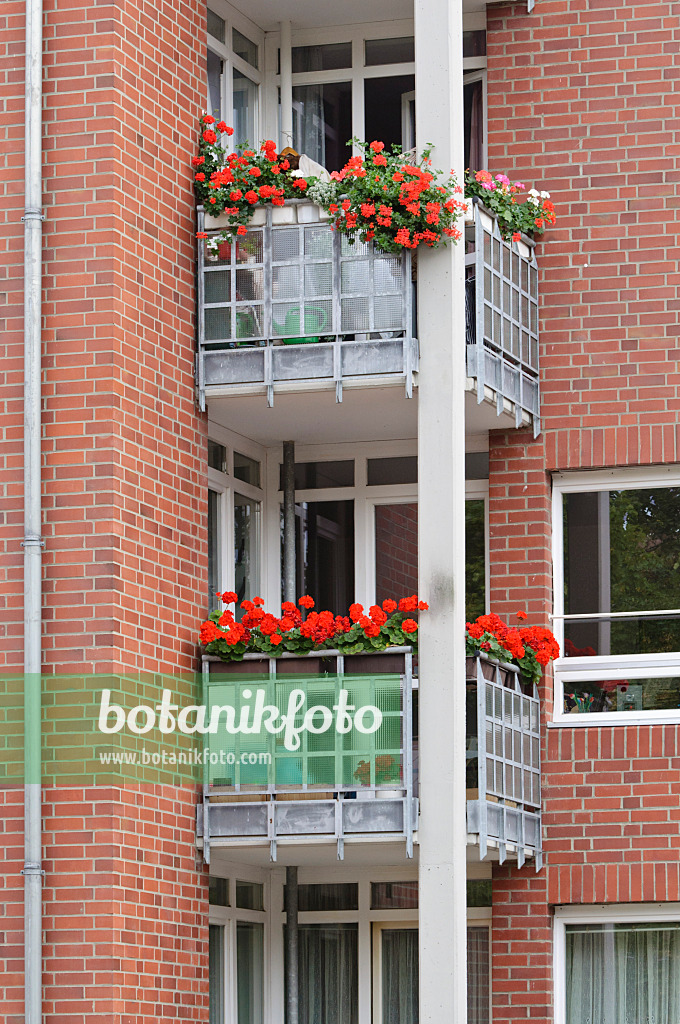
[196,203,416,409]
[197,648,416,863]
[465,654,542,869]
[465,203,541,435]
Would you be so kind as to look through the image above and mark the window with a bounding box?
[207,437,264,614]
[210,875,267,1024]
[274,450,488,616]
[207,6,262,146]
[295,924,358,1024]
[556,908,680,1024]
[284,26,417,171]
[373,921,490,1024]
[553,471,680,720]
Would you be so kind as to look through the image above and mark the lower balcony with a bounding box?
[197,649,542,868]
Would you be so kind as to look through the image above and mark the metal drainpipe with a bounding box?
[285,866,299,1024]
[22,0,44,1018]
[282,441,296,603]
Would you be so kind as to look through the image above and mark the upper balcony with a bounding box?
[196,200,540,437]
[196,649,542,868]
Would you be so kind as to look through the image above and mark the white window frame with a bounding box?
[462,68,488,170]
[551,466,680,727]
[554,902,680,1024]
[208,423,266,610]
[209,868,271,1024]
[209,862,490,1024]
[207,0,264,142]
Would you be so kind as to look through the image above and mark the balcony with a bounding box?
[197,648,417,863]
[466,655,542,869]
[196,201,541,434]
[197,649,542,868]
[196,202,416,410]
[465,203,540,436]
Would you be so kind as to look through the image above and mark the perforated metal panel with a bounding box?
[466,204,541,436]
[196,203,415,408]
[466,655,542,870]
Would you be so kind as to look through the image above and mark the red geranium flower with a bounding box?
[298,595,315,609]
[401,619,418,634]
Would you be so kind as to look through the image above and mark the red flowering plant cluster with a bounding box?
[465,611,560,686]
[199,593,428,662]
[464,169,557,243]
[193,116,311,245]
[308,139,467,254]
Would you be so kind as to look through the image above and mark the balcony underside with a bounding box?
[206,378,526,446]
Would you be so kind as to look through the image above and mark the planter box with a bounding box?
[204,200,330,231]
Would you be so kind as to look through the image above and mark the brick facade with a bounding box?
[487,0,680,1019]
[1,0,210,1018]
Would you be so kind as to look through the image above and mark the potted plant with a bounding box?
[465,610,560,687]
[200,594,427,661]
[353,754,403,799]
[464,169,557,243]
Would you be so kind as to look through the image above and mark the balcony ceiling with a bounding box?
[207,383,418,446]
[230,0,486,32]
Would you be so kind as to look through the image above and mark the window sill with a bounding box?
[549,709,680,728]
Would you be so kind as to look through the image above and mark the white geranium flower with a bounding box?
[540,190,551,199]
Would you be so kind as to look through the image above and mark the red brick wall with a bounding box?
[1,0,210,1018]
[486,1,680,1020]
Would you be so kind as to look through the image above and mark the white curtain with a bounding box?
[298,924,358,1024]
[382,928,419,1024]
[293,86,326,167]
[566,923,680,1023]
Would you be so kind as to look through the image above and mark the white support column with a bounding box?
[415,0,468,1021]
[280,20,293,150]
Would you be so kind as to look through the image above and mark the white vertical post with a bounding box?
[280,20,293,150]
[415,0,468,1020]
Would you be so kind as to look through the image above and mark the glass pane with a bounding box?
[207,8,225,43]
[234,451,260,488]
[296,924,358,1024]
[209,875,229,906]
[465,453,489,480]
[234,492,260,607]
[208,489,220,612]
[209,925,224,1024]
[292,82,352,172]
[382,929,418,1024]
[465,498,486,622]
[292,42,352,72]
[563,675,680,715]
[566,922,680,1024]
[467,926,490,1024]
[208,440,226,472]
[371,881,418,909]
[286,500,354,616]
[563,488,680,656]
[375,503,418,607]
[464,78,484,171]
[466,879,492,907]
[233,27,258,69]
[294,883,358,912]
[237,922,264,1024]
[207,48,223,121]
[364,74,415,153]
[236,880,264,911]
[279,460,355,490]
[463,30,486,57]
[233,69,257,147]
[367,456,418,486]
[365,36,415,66]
